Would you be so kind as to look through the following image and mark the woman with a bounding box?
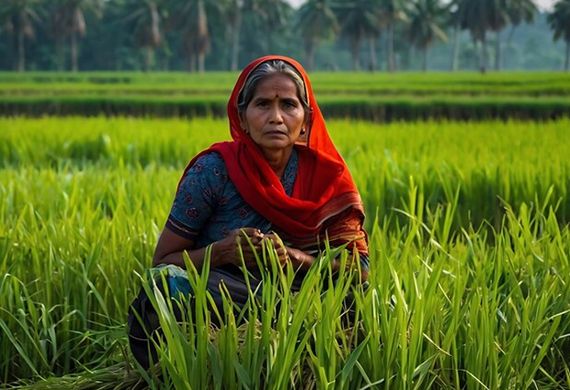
[128,55,369,368]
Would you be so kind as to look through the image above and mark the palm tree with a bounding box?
[408,0,448,71]
[0,0,43,72]
[495,0,537,70]
[379,0,408,72]
[295,0,339,70]
[225,0,243,71]
[168,0,213,72]
[548,0,570,71]
[122,0,165,71]
[238,0,291,64]
[258,0,291,53]
[447,0,467,71]
[335,0,382,71]
[457,0,510,73]
[52,0,104,72]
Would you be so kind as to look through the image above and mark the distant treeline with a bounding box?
[0,0,569,73]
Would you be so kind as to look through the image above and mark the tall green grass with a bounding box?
[1,118,569,388]
[1,117,568,228]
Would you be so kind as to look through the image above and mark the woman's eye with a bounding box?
[283,101,297,108]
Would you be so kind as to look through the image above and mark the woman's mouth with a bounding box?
[265,130,287,136]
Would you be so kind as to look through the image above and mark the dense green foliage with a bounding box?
[0,0,567,72]
[1,118,569,388]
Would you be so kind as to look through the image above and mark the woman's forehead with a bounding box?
[252,74,300,98]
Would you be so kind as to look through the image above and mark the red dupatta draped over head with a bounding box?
[183,55,367,254]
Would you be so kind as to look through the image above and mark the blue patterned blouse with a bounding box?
[166,149,299,248]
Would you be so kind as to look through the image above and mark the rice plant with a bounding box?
[1,118,569,388]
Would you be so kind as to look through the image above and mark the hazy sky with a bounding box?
[286,0,557,11]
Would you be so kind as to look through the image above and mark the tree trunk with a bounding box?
[505,26,517,69]
[566,41,569,72]
[368,36,376,72]
[188,53,196,72]
[305,39,315,71]
[422,46,428,72]
[480,32,487,74]
[450,24,460,71]
[198,51,205,73]
[494,30,501,71]
[387,23,395,72]
[17,30,25,72]
[195,0,209,72]
[351,35,361,71]
[144,46,154,71]
[230,7,241,71]
[507,25,516,44]
[71,31,79,72]
[56,38,65,71]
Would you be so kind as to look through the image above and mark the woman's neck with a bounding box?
[262,147,293,178]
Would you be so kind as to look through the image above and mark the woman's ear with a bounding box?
[296,109,312,145]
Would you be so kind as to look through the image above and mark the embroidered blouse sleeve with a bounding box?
[166,153,226,240]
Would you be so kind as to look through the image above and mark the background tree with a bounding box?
[0,0,43,71]
[447,0,467,71]
[295,0,339,70]
[408,0,448,71]
[168,0,213,72]
[52,0,104,72]
[236,0,291,65]
[122,0,165,71]
[494,0,537,70]
[457,0,510,73]
[379,0,408,72]
[335,0,382,71]
[548,0,570,71]
[224,0,243,71]
[261,0,292,54]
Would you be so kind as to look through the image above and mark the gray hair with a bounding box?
[237,60,310,116]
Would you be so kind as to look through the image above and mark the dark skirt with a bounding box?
[127,264,303,369]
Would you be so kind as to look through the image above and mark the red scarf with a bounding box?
[180,55,367,253]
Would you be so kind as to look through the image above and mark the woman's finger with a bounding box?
[239,227,264,238]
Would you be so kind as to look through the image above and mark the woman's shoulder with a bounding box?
[193,151,227,170]
[186,151,228,177]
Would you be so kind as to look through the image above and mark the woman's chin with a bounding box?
[257,141,293,153]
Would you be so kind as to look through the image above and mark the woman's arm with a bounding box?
[153,227,265,269]
[154,227,367,280]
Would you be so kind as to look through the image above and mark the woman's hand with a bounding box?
[262,233,290,266]
[264,232,315,270]
[213,229,315,271]
[212,227,265,268]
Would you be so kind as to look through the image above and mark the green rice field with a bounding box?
[1,117,569,388]
[2,71,570,95]
[1,72,570,120]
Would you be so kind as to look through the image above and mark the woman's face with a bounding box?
[240,73,306,157]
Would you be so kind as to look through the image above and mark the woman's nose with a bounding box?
[268,104,284,123]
